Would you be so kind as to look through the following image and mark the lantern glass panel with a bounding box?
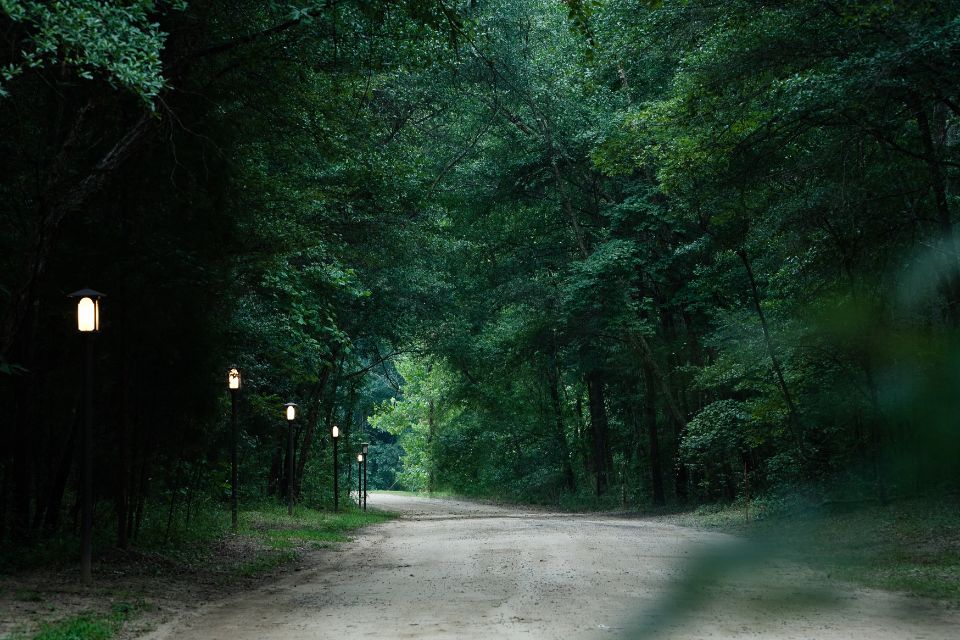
[77,297,97,332]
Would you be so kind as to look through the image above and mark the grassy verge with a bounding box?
[0,503,393,640]
[244,504,392,548]
[666,496,960,603]
[23,601,146,640]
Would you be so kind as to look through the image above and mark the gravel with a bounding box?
[140,492,960,639]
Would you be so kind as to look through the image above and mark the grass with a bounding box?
[21,600,145,640]
[233,550,298,577]
[1,502,394,640]
[670,496,960,603]
[241,503,392,550]
[212,503,393,577]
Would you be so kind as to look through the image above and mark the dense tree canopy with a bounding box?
[2,0,959,552]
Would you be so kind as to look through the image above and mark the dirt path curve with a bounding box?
[142,493,958,639]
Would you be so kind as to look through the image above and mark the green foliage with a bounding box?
[360,0,960,509]
[0,0,172,102]
[3,0,960,574]
[681,400,752,474]
[368,357,463,492]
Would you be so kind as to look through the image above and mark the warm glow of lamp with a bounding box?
[332,425,339,438]
[357,453,363,463]
[228,367,241,390]
[284,403,297,421]
[78,298,96,332]
[68,288,105,333]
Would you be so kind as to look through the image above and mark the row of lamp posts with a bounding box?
[68,289,369,584]
[228,375,368,519]
[358,442,368,510]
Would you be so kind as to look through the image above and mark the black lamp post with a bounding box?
[68,288,104,584]
[228,367,241,530]
[357,453,363,507]
[361,442,369,511]
[283,403,298,516]
[332,425,340,512]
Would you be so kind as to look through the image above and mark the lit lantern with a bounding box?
[332,425,339,439]
[67,288,105,333]
[357,453,363,463]
[228,366,241,390]
[284,403,297,421]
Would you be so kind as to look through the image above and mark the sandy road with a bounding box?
[142,493,958,639]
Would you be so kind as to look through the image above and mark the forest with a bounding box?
[2,0,960,559]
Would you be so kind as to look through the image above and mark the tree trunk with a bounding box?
[184,465,202,532]
[8,295,43,540]
[0,462,8,540]
[585,370,611,496]
[268,446,282,497]
[294,349,340,497]
[427,399,436,493]
[913,97,960,325]
[132,451,149,541]
[10,400,32,541]
[861,359,889,505]
[547,364,575,492]
[627,333,686,426]
[116,349,132,549]
[41,405,79,532]
[163,459,183,544]
[642,364,666,506]
[341,385,357,502]
[737,249,805,455]
[670,412,689,504]
[344,385,356,494]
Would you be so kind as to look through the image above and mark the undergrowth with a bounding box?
[671,495,960,603]
[1,501,392,640]
[11,600,146,640]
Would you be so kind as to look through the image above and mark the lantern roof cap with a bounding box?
[67,288,106,299]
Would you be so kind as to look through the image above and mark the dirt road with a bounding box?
[142,493,958,639]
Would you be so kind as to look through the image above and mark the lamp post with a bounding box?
[68,288,104,584]
[357,454,363,507]
[283,403,297,516]
[361,442,369,511]
[228,367,241,530]
[332,425,340,512]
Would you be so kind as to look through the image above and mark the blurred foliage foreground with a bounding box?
[622,495,960,638]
